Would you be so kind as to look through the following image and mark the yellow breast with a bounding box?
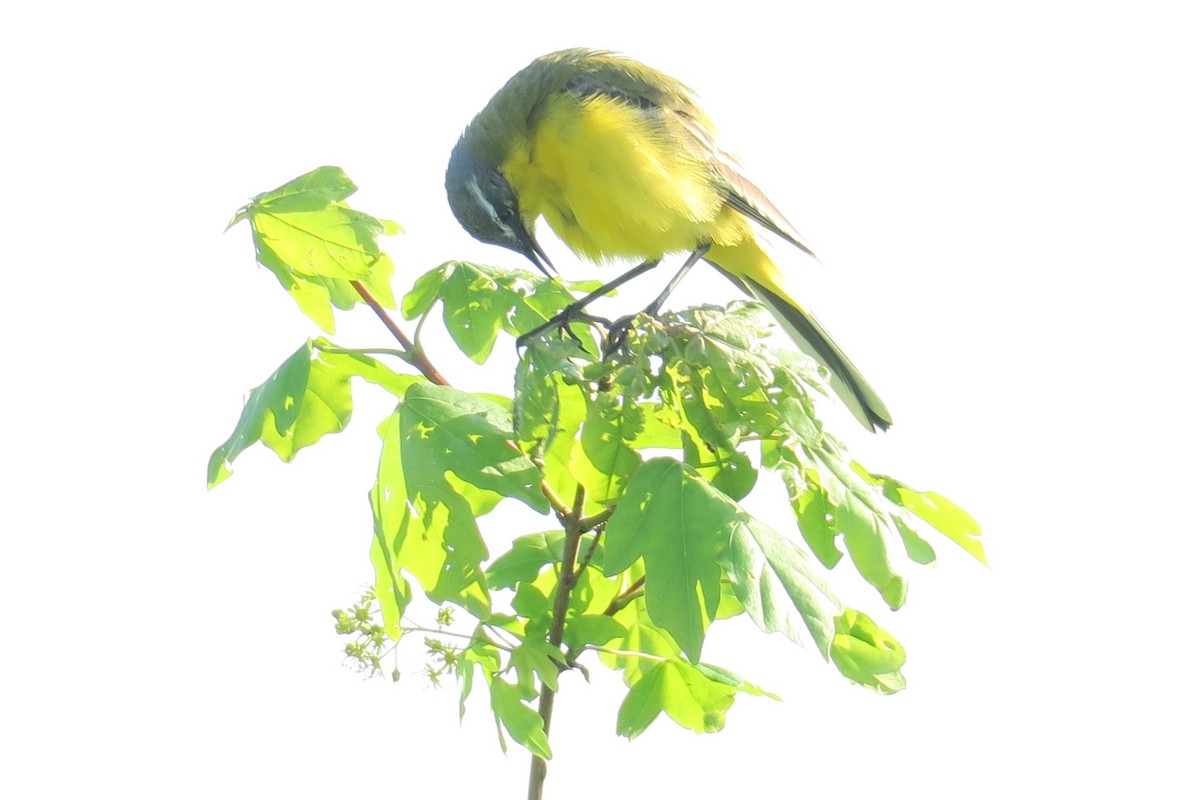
[501,92,752,263]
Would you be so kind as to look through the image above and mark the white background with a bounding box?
[3,1,1198,797]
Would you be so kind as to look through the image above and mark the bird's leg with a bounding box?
[517,258,661,347]
[645,243,710,316]
[603,245,711,356]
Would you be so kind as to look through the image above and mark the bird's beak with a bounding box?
[515,226,557,278]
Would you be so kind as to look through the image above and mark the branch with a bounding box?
[527,486,587,800]
[351,280,451,386]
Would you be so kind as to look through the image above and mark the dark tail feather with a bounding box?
[742,278,892,432]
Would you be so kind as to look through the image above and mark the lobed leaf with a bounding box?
[486,531,566,590]
[604,459,728,662]
[231,166,399,331]
[616,659,736,738]
[400,383,550,514]
[401,261,600,363]
[208,341,419,487]
[860,467,987,566]
[568,393,645,506]
[487,676,552,759]
[718,513,843,656]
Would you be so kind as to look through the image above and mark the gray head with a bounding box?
[445,139,556,277]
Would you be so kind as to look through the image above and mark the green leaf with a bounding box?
[512,341,591,467]
[628,406,683,450]
[893,513,938,565]
[561,613,627,653]
[394,481,490,616]
[511,579,553,624]
[401,261,597,363]
[314,340,420,398]
[568,393,644,505]
[510,639,565,695]
[830,609,907,694]
[486,531,566,590]
[600,596,681,686]
[604,459,730,662]
[401,383,550,514]
[718,512,843,657]
[862,468,987,566]
[363,396,501,617]
[694,663,780,701]
[661,361,757,501]
[457,639,502,721]
[767,446,843,569]
[564,562,620,617]
[208,341,421,488]
[435,262,512,363]
[488,676,552,759]
[399,263,446,320]
[208,341,351,486]
[715,581,745,619]
[367,410,414,638]
[616,659,735,738]
[232,167,399,331]
[803,444,910,609]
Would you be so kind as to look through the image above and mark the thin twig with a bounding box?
[603,576,646,617]
[578,506,614,533]
[583,644,669,664]
[351,280,450,386]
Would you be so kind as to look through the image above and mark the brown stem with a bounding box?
[351,280,450,386]
[527,486,587,800]
[577,506,614,534]
[603,576,646,617]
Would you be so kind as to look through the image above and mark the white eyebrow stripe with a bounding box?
[466,176,514,234]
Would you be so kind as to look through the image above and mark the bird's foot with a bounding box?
[602,314,641,359]
[517,303,612,349]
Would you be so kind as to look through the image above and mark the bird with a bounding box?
[445,48,892,432]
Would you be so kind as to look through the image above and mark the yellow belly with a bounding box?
[500,92,754,264]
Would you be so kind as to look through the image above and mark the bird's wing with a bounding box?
[675,114,816,258]
[560,53,816,258]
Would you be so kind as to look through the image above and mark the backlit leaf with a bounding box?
[830,609,907,694]
[604,459,730,662]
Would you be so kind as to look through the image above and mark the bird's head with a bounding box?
[445,139,556,277]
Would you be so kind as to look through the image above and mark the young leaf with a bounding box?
[401,261,599,363]
[694,663,780,701]
[315,341,421,398]
[208,341,420,488]
[830,609,907,694]
[660,361,758,501]
[367,403,494,617]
